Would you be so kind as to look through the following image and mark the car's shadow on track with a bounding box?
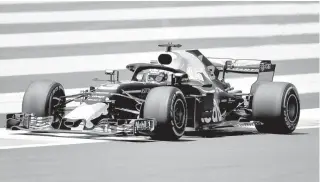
[184,127,309,139]
[184,128,259,138]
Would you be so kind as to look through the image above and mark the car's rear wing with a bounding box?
[207,57,277,95]
[207,57,276,74]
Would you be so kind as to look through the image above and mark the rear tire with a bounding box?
[22,80,67,129]
[252,82,300,134]
[143,86,187,140]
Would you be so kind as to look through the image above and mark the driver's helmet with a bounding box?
[146,70,169,83]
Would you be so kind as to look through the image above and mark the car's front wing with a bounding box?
[5,113,157,137]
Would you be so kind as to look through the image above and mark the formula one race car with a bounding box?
[5,43,300,140]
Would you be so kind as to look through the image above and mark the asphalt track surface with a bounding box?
[0,127,318,182]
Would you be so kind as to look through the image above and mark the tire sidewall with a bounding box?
[281,85,300,131]
[22,80,65,118]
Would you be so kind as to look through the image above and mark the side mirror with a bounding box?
[105,69,116,75]
[104,69,119,83]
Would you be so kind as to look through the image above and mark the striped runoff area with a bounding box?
[0,1,319,132]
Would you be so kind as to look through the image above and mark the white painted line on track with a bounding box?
[0,141,104,150]
[0,128,150,141]
[236,125,320,129]
[298,108,320,121]
[0,24,317,47]
[0,128,151,150]
[0,0,105,3]
[240,108,320,129]
[0,4,317,24]
[0,128,107,150]
[0,44,318,77]
[0,129,94,142]
[3,0,309,3]
[296,126,319,129]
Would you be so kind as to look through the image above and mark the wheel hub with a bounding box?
[287,94,298,122]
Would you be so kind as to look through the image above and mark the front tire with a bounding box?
[143,86,187,140]
[252,82,300,134]
[22,80,67,129]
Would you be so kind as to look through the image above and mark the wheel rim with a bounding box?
[173,99,186,129]
[286,94,298,122]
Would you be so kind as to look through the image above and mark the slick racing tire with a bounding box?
[252,82,300,134]
[21,80,67,129]
[143,86,187,141]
